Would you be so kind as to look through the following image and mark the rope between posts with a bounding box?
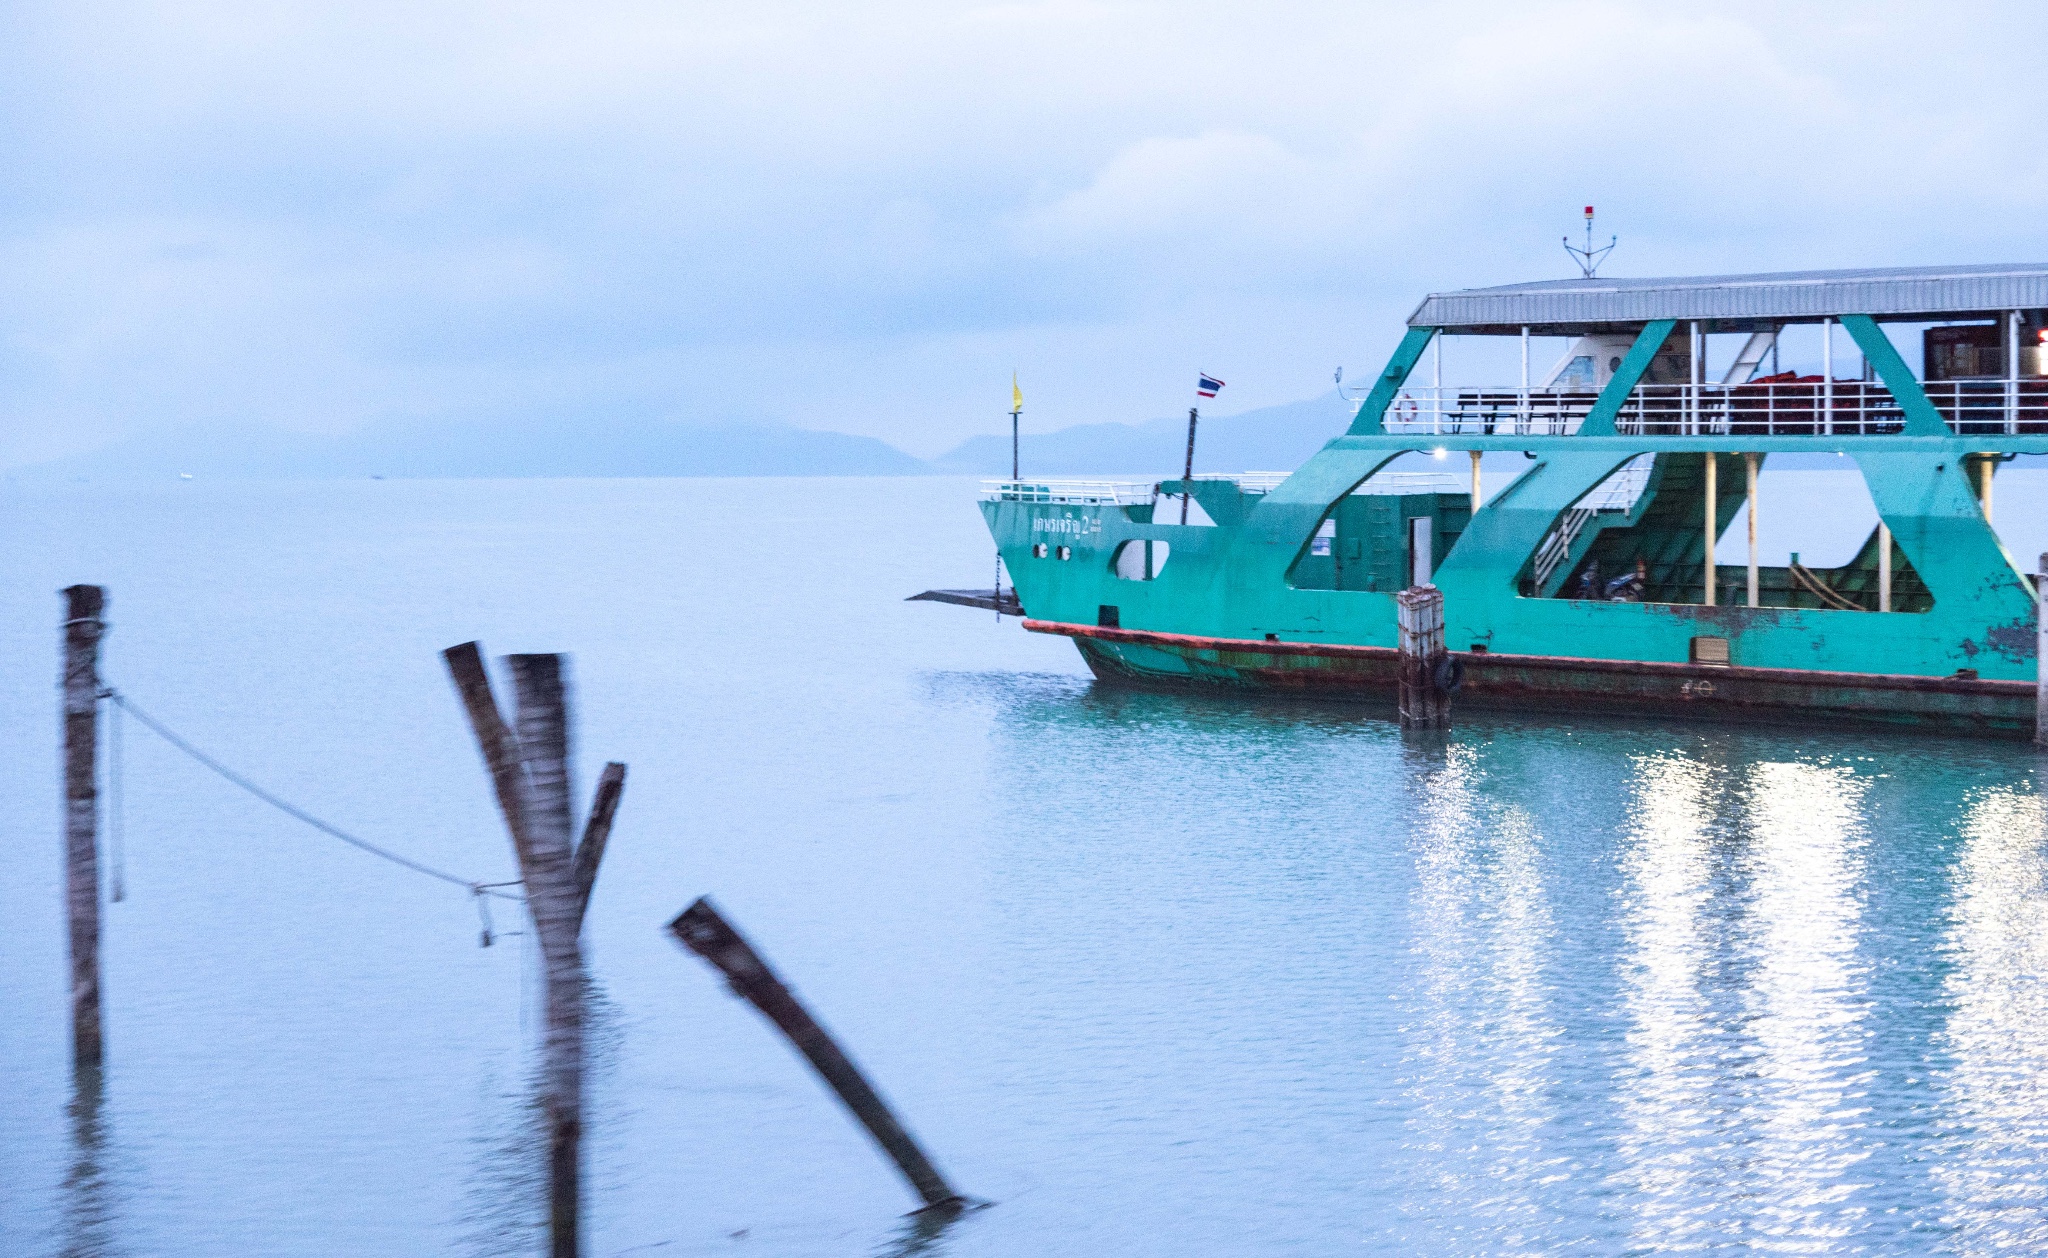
[102,689,524,903]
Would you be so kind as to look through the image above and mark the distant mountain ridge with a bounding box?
[934,393,1353,476]
[9,414,931,480]
[7,392,1356,481]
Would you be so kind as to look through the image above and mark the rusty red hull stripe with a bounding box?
[1021,619,2029,700]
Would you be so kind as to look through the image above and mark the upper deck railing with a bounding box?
[1192,471,1291,492]
[982,479,1156,505]
[1378,380,2048,437]
[1197,470,1470,495]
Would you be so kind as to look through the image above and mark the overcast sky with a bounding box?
[5,1,2047,466]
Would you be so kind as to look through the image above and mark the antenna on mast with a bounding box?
[1563,205,1616,279]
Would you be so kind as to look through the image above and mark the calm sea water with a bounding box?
[5,473,2048,1256]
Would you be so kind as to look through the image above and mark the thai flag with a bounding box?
[1197,373,1225,398]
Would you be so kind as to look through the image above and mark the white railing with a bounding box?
[1529,457,1654,590]
[1614,382,1904,435]
[982,479,1156,506]
[1923,380,2048,434]
[1192,471,1292,493]
[1583,457,1653,511]
[1532,509,1595,590]
[1382,386,1595,436]
[1373,378,2048,438]
[1379,381,1926,436]
[1353,471,1465,495]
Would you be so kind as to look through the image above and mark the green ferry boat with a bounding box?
[935,264,2048,736]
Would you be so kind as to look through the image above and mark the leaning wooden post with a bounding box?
[1396,584,1449,730]
[62,585,106,1072]
[572,762,626,934]
[444,643,624,1258]
[668,898,968,1214]
[2036,554,2048,748]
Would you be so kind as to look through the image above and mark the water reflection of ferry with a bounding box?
[929,265,2048,737]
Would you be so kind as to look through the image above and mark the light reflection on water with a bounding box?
[1937,788,2048,1249]
[1404,744,1564,1248]
[7,478,2048,1255]
[1611,751,1723,1249]
[1738,760,1874,1249]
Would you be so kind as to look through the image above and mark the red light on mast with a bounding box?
[1584,205,1595,218]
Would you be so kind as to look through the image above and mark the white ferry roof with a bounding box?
[1409,262,2048,335]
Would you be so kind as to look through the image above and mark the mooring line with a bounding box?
[103,689,524,902]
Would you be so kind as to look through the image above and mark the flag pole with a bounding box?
[1009,373,1023,483]
[1181,406,1198,524]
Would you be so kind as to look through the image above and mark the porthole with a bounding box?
[1056,545,1072,560]
[1032,543,1048,559]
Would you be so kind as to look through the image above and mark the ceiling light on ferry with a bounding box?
[1432,447,1447,459]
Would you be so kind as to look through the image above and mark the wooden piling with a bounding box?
[507,655,585,1258]
[1396,584,1449,730]
[62,585,106,1071]
[444,643,623,1258]
[667,898,968,1213]
[2037,555,2047,748]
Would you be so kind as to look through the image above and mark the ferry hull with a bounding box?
[1031,620,2035,737]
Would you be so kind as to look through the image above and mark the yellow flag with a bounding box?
[1012,373,1023,412]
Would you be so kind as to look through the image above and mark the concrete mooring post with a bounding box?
[62,585,106,1072]
[1396,584,1450,730]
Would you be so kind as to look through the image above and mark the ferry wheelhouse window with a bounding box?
[1557,355,1596,387]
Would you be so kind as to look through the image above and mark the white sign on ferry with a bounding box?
[1032,515,1101,537]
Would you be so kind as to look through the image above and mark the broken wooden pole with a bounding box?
[444,642,624,1258]
[573,763,626,933]
[1396,584,1450,730]
[667,897,968,1214]
[62,585,106,1072]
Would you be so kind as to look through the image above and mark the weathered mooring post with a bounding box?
[2036,554,2048,748]
[62,586,106,1071]
[444,642,625,1258]
[1397,584,1450,730]
[668,897,969,1214]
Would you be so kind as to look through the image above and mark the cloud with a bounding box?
[4,0,2047,464]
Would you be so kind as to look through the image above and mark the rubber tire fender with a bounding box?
[1433,655,1466,694]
